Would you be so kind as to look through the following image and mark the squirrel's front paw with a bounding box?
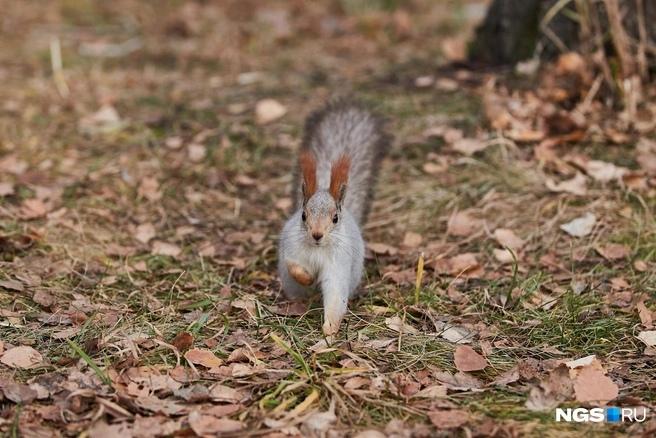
[322,316,342,336]
[287,261,314,286]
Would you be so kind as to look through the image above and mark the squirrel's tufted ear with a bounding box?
[329,154,350,205]
[299,150,317,204]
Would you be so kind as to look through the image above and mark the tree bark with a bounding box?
[469,0,656,68]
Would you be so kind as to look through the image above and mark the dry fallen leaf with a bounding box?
[595,243,630,260]
[188,411,244,435]
[255,99,287,124]
[584,160,627,182]
[2,382,38,404]
[151,241,182,257]
[0,182,14,197]
[302,401,337,437]
[546,172,587,196]
[447,210,481,237]
[428,409,469,429]
[493,228,524,250]
[138,177,162,202]
[368,242,399,255]
[636,301,653,328]
[414,384,447,399]
[385,316,419,335]
[1,346,44,369]
[171,332,194,352]
[434,253,483,278]
[135,223,156,244]
[493,248,516,264]
[184,349,223,368]
[573,366,618,403]
[454,345,487,372]
[209,384,243,403]
[20,198,49,219]
[637,331,656,347]
[440,325,474,344]
[402,231,423,248]
[79,105,123,135]
[187,143,206,162]
[451,138,488,156]
[560,213,596,237]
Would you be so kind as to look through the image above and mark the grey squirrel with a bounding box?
[278,99,389,335]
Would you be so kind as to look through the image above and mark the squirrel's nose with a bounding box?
[312,232,323,242]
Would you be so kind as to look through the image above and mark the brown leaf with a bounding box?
[255,99,286,125]
[151,241,182,257]
[434,253,483,278]
[138,177,162,202]
[135,395,187,415]
[573,366,618,403]
[202,404,243,418]
[584,160,627,182]
[493,248,516,264]
[1,346,44,369]
[414,384,447,399]
[133,415,181,437]
[171,332,194,352]
[402,231,423,248]
[344,376,370,391]
[447,210,481,237]
[88,421,132,438]
[637,331,656,347]
[368,242,399,255]
[20,198,50,219]
[188,410,244,435]
[493,228,524,251]
[187,143,206,162]
[184,348,222,368]
[491,367,520,386]
[637,300,653,328]
[32,289,55,308]
[209,384,243,403]
[454,345,487,372]
[428,409,469,429]
[451,138,488,156]
[546,172,587,196]
[271,301,308,316]
[385,316,419,335]
[595,243,630,260]
[1,381,38,404]
[0,182,14,197]
[134,223,156,244]
[0,279,24,292]
[434,371,484,391]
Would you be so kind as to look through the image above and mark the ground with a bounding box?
[0,1,655,437]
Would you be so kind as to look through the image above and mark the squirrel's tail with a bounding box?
[296,98,390,225]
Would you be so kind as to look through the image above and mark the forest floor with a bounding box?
[1,1,655,437]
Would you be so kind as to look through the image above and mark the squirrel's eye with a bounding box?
[332,214,338,224]
[301,212,307,222]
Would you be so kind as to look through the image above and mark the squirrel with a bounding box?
[278,99,389,335]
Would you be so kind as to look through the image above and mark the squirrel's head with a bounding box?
[298,151,350,246]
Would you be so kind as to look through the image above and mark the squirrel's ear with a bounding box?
[329,154,350,204]
[299,150,317,204]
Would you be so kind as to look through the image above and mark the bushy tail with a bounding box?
[295,99,390,225]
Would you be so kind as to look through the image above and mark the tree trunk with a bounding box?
[469,0,656,69]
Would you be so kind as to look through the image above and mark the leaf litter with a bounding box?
[1,1,655,436]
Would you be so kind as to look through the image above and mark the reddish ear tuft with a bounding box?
[329,154,350,202]
[299,150,317,202]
